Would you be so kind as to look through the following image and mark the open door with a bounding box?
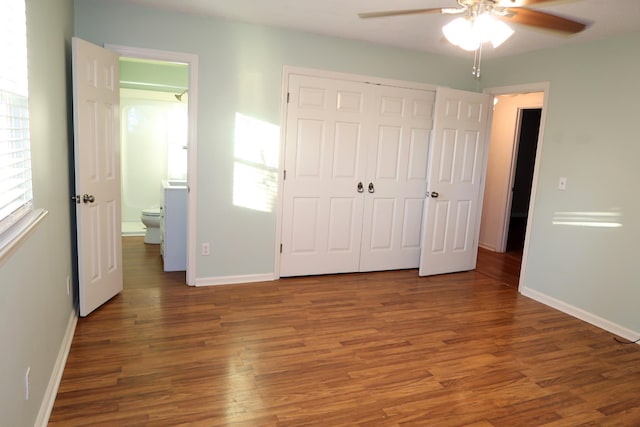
[419,87,492,276]
[72,37,122,316]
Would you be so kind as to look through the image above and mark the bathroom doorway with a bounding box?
[108,44,199,285]
[119,57,189,236]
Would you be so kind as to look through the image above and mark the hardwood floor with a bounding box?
[475,247,522,289]
[49,237,640,426]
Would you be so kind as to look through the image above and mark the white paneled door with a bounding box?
[419,87,492,276]
[72,38,123,316]
[280,73,435,276]
[359,85,435,271]
[280,75,369,276]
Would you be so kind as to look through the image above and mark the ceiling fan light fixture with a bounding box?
[442,17,480,51]
[442,13,514,51]
[489,19,514,48]
[473,13,497,43]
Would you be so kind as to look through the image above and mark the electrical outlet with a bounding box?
[66,275,71,295]
[558,176,567,190]
[25,367,30,400]
[201,242,210,256]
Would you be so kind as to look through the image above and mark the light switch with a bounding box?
[558,176,567,190]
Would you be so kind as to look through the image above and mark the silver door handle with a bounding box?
[368,182,375,193]
[357,182,364,193]
[82,194,95,204]
[430,191,439,198]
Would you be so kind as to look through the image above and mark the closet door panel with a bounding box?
[280,74,368,276]
[281,73,436,276]
[360,86,435,271]
[419,87,492,276]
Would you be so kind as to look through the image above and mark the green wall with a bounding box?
[74,0,476,280]
[0,0,75,425]
[120,57,188,92]
[74,1,640,335]
[2,1,636,424]
[481,33,640,333]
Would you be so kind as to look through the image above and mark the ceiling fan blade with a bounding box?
[503,7,587,34]
[358,8,443,19]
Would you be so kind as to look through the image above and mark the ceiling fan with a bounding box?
[358,0,587,34]
[358,0,588,77]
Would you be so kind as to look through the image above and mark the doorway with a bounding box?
[107,44,199,286]
[119,57,189,237]
[478,84,548,288]
[505,108,541,253]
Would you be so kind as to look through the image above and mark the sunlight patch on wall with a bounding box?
[233,113,279,213]
[552,211,623,228]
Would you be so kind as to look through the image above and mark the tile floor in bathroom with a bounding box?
[121,221,145,236]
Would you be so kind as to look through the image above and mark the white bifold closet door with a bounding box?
[280,74,435,277]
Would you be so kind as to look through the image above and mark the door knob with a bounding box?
[430,191,439,198]
[82,194,95,204]
[368,182,375,193]
[357,182,364,193]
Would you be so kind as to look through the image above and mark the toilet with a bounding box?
[140,207,161,244]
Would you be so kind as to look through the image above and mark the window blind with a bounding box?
[0,0,32,236]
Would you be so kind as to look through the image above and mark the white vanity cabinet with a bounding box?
[161,181,187,271]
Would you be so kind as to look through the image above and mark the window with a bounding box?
[0,0,33,237]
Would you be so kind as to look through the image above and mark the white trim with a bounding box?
[482,82,550,290]
[483,82,550,96]
[478,242,497,252]
[105,44,199,286]
[282,66,439,91]
[521,287,640,344]
[274,66,440,278]
[35,309,78,427]
[105,44,198,65]
[273,67,292,280]
[0,209,47,268]
[194,273,276,287]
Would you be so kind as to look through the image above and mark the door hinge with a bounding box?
[287,92,290,103]
[280,243,283,253]
[283,170,287,180]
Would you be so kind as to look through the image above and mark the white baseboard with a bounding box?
[478,242,497,251]
[194,273,275,287]
[520,286,640,343]
[35,308,78,427]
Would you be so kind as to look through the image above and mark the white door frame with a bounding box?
[274,66,438,279]
[483,82,550,290]
[106,44,199,286]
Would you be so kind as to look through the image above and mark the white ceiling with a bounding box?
[118,0,640,58]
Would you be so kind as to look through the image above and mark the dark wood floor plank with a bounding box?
[48,237,640,426]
